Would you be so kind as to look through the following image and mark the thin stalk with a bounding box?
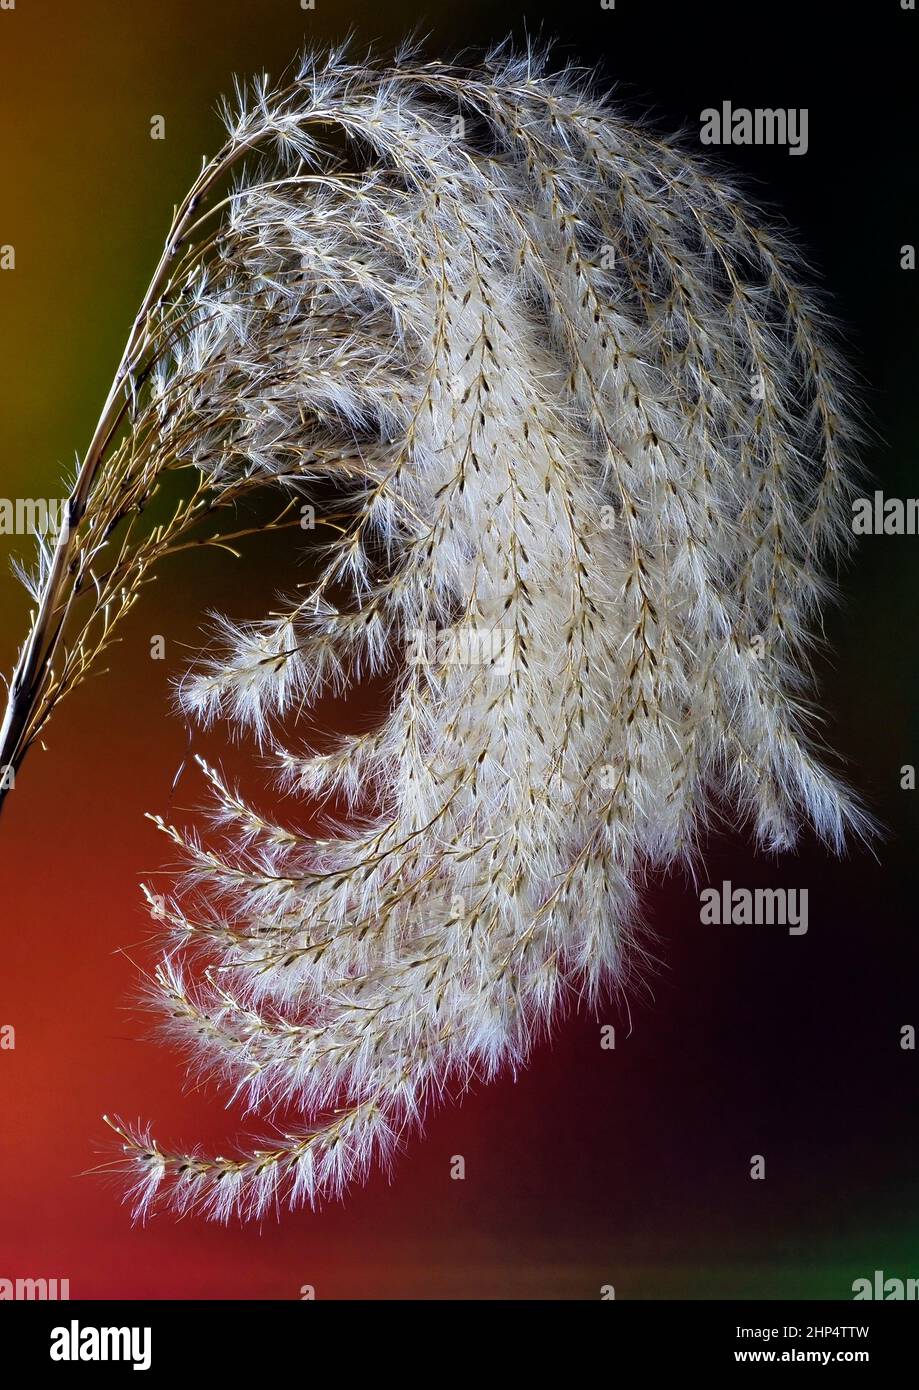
[0,140,258,813]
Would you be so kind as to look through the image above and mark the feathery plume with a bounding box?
[1,43,866,1219]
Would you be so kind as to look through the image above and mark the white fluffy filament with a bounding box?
[97,43,866,1221]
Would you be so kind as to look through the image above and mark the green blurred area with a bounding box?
[0,0,475,503]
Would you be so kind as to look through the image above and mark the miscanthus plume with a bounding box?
[0,43,867,1219]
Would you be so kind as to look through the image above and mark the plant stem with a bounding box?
[0,105,337,814]
[0,164,222,815]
